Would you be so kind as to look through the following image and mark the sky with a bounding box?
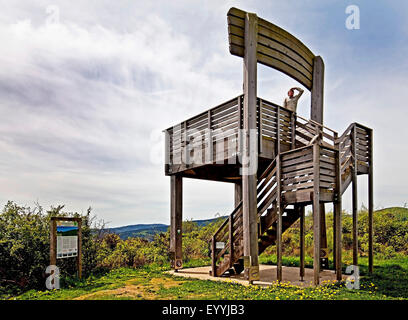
[0,0,407,227]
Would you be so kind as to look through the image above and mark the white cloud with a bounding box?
[0,1,407,227]
[0,3,240,226]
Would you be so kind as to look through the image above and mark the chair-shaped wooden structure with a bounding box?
[164,7,374,285]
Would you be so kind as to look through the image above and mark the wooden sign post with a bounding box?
[50,217,82,279]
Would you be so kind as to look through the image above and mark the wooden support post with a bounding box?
[259,99,263,155]
[211,235,216,277]
[207,110,213,164]
[333,211,336,270]
[334,138,343,281]
[313,143,321,285]
[77,219,82,279]
[276,155,282,282]
[291,113,296,149]
[319,203,328,270]
[299,205,305,281]
[229,215,234,268]
[242,12,259,282]
[235,182,242,207]
[351,126,358,266]
[183,122,189,168]
[311,56,325,124]
[170,175,183,270]
[311,60,327,271]
[50,219,57,267]
[368,129,374,273]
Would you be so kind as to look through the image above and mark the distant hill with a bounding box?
[107,216,226,240]
[375,207,408,221]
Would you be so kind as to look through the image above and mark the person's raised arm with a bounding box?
[293,87,304,98]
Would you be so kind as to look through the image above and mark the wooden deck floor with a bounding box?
[167,265,345,287]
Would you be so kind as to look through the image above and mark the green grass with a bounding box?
[4,255,407,300]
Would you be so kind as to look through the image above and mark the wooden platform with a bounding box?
[168,265,345,287]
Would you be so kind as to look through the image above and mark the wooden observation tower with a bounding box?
[164,7,374,285]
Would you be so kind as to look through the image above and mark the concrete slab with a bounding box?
[167,265,345,287]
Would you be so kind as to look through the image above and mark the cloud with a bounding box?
[0,1,407,226]
[0,4,241,226]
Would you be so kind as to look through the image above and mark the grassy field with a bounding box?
[4,256,407,300]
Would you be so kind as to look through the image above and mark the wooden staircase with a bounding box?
[211,120,373,277]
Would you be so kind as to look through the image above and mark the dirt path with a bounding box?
[74,277,184,300]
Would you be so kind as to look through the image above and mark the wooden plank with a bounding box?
[282,153,313,167]
[320,174,335,183]
[352,126,358,267]
[257,36,313,78]
[211,236,217,276]
[320,161,335,171]
[299,205,305,281]
[282,167,314,179]
[228,31,314,85]
[212,107,238,123]
[311,56,324,124]
[77,219,82,279]
[319,181,335,189]
[281,147,312,161]
[257,29,313,72]
[276,154,283,282]
[313,143,321,285]
[368,129,374,273]
[282,174,313,186]
[282,181,314,191]
[228,7,314,59]
[319,191,334,202]
[334,136,343,280]
[320,155,335,164]
[281,161,314,174]
[50,219,57,267]
[229,28,312,89]
[170,175,183,270]
[242,12,259,281]
[257,189,277,216]
[283,189,313,203]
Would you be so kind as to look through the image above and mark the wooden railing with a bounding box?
[165,96,242,174]
[165,95,338,175]
[210,139,341,276]
[337,123,372,194]
[211,157,278,276]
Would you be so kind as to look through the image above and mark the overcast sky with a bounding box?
[0,0,407,227]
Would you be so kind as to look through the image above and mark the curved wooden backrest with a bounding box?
[228,7,316,90]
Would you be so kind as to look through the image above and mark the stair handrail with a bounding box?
[213,201,242,239]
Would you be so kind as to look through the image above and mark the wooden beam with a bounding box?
[368,129,374,273]
[299,205,305,281]
[211,235,216,277]
[50,219,57,267]
[313,143,321,285]
[242,12,260,282]
[310,56,324,124]
[352,126,358,266]
[320,203,329,270]
[276,156,282,282]
[229,215,234,268]
[334,137,343,281]
[170,175,183,270]
[77,219,82,279]
[235,182,242,207]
